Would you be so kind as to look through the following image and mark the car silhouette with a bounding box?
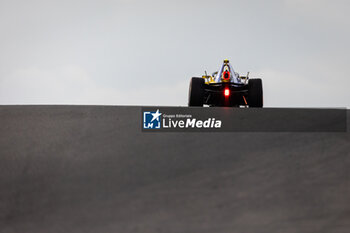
[188,59,263,107]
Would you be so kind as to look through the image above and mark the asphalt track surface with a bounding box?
[0,106,349,233]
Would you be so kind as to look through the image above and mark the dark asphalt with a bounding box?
[0,106,349,233]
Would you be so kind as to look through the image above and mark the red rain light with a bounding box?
[224,88,230,97]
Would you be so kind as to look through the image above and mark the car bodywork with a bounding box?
[188,59,263,107]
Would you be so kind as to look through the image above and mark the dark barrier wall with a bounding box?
[0,106,349,233]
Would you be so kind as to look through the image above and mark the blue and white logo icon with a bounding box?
[143,109,162,129]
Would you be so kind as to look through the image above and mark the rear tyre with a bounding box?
[188,77,204,107]
[248,78,263,107]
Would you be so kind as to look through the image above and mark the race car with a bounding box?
[188,59,263,107]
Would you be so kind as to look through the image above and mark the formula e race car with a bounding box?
[188,59,263,107]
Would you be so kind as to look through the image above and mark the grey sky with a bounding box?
[0,0,349,107]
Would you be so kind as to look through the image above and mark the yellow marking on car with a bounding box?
[243,96,248,105]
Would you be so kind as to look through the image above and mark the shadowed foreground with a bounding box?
[0,106,349,233]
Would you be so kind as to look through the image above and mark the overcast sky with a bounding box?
[0,0,349,107]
